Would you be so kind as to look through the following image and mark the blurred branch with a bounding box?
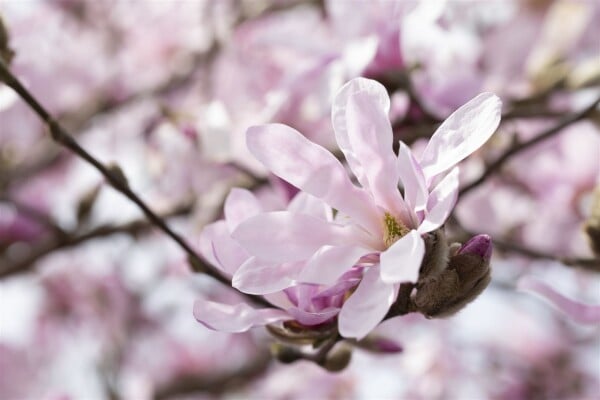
[450,218,600,273]
[154,351,272,399]
[0,202,193,279]
[459,95,600,198]
[0,196,67,237]
[0,59,270,307]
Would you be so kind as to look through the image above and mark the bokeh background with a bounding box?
[1,0,599,399]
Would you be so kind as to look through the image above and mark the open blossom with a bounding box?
[196,78,501,339]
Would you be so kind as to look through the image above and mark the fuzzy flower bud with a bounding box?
[414,234,492,318]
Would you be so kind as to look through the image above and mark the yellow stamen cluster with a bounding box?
[383,212,410,248]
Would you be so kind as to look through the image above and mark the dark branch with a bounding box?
[0,59,270,307]
[459,95,600,198]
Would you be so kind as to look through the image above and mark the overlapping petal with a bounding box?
[246,124,382,234]
[332,77,391,192]
[233,257,302,294]
[338,267,398,339]
[194,301,291,332]
[224,188,262,232]
[231,211,359,263]
[418,167,460,233]
[299,245,370,285]
[380,230,425,284]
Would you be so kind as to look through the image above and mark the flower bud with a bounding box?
[271,343,303,364]
[414,234,492,318]
[321,344,352,372]
[352,336,403,354]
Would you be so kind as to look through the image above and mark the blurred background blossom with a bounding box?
[0,0,599,399]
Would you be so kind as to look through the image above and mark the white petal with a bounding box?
[338,267,398,339]
[194,300,290,332]
[332,77,390,191]
[397,141,428,213]
[231,211,357,263]
[199,221,248,276]
[345,90,407,217]
[299,245,369,285]
[224,188,262,232]
[287,192,332,220]
[232,257,300,295]
[420,92,502,181]
[380,230,425,284]
[418,167,459,233]
[247,124,381,234]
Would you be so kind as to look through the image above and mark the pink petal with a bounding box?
[419,92,502,180]
[299,245,369,285]
[345,90,408,218]
[247,124,381,234]
[418,167,459,234]
[287,192,332,220]
[193,300,291,332]
[199,221,247,276]
[338,267,399,339]
[517,276,600,324]
[331,78,390,193]
[286,306,340,326]
[232,257,301,295]
[224,188,262,232]
[397,141,428,214]
[231,211,358,263]
[380,230,425,284]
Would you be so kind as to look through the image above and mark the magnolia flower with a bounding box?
[227,78,501,338]
[194,188,363,332]
[195,78,501,339]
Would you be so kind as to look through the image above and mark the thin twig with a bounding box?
[0,203,192,279]
[450,218,600,273]
[459,95,600,198]
[0,59,269,307]
[154,351,272,399]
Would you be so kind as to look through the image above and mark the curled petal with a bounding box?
[247,124,381,234]
[418,167,460,234]
[338,267,398,339]
[199,221,247,276]
[232,257,301,295]
[194,301,291,332]
[380,230,425,284]
[518,276,600,324]
[420,92,502,181]
[232,211,359,263]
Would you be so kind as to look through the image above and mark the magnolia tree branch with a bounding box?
[450,218,600,273]
[0,59,270,307]
[0,202,192,279]
[154,351,272,399]
[459,95,600,198]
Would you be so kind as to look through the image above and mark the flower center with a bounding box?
[383,212,410,248]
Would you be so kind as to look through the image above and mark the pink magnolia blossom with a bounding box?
[194,187,362,332]
[195,77,501,339]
